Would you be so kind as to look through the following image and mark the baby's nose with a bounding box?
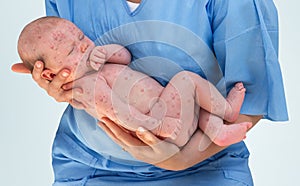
[80,43,88,53]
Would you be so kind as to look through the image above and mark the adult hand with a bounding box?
[99,117,180,165]
[11,61,82,104]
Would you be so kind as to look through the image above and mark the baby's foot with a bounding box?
[154,117,182,140]
[212,122,252,146]
[224,82,246,122]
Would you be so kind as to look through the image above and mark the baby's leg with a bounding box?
[223,83,246,122]
[184,71,245,122]
[93,76,166,133]
[150,71,199,144]
[198,109,252,147]
[152,117,182,140]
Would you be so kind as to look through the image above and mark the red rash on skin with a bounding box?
[52,31,65,42]
[68,26,76,35]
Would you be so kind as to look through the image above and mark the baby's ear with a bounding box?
[41,69,56,81]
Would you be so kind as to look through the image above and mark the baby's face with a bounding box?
[40,20,95,82]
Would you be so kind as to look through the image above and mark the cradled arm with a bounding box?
[103,44,131,65]
[99,112,261,171]
[89,44,131,71]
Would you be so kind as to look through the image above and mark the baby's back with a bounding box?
[100,64,164,114]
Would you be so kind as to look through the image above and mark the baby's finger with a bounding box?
[93,51,106,59]
[90,62,104,71]
[90,57,105,64]
[95,47,107,55]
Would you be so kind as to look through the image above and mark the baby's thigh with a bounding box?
[154,75,196,118]
[94,77,116,116]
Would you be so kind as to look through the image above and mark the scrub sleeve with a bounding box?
[46,0,288,185]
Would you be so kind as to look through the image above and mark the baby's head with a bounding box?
[17,16,95,82]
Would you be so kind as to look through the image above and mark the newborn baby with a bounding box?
[17,16,252,147]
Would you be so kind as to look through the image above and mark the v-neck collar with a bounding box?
[122,0,146,17]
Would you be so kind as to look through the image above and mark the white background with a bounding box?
[0,1,299,185]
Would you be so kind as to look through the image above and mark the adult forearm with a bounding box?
[155,131,225,170]
[155,114,262,170]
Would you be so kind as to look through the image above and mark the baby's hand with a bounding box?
[89,46,107,71]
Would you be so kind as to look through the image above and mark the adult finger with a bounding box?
[32,61,50,89]
[47,69,70,100]
[100,118,144,147]
[48,69,70,89]
[69,99,86,110]
[97,121,127,148]
[136,127,180,159]
[11,63,31,73]
[54,87,82,103]
[62,81,74,90]
[136,127,162,147]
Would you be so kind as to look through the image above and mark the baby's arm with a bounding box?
[89,44,131,71]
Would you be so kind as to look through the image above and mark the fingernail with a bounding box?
[62,71,69,77]
[100,117,108,123]
[137,127,145,133]
[36,62,41,68]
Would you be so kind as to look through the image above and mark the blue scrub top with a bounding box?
[46,0,288,185]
